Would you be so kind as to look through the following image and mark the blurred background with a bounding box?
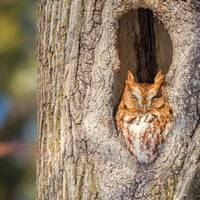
[0,0,36,199]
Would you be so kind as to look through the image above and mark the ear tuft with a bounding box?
[154,70,165,85]
[126,80,133,88]
[127,70,135,82]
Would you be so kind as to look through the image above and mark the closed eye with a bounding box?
[153,92,162,99]
[130,93,137,100]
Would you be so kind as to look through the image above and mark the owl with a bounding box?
[116,70,172,164]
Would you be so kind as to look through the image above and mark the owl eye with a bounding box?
[130,93,137,100]
[153,92,162,99]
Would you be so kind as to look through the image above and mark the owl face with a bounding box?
[123,71,165,113]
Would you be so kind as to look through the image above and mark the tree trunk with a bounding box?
[37,0,200,199]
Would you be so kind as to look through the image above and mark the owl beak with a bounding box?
[142,105,147,113]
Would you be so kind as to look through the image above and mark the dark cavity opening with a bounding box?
[117,8,173,83]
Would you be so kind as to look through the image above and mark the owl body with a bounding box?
[116,71,172,164]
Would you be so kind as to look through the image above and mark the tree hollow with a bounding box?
[117,8,173,83]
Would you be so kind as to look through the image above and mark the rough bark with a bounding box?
[37,0,200,199]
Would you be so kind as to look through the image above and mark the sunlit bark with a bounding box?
[37,0,200,199]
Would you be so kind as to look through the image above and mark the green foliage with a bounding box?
[0,1,36,200]
[0,0,36,95]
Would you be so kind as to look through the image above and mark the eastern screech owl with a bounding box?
[116,70,172,164]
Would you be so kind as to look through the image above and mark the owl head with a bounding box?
[123,70,166,113]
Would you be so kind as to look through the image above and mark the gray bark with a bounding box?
[37,0,200,199]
